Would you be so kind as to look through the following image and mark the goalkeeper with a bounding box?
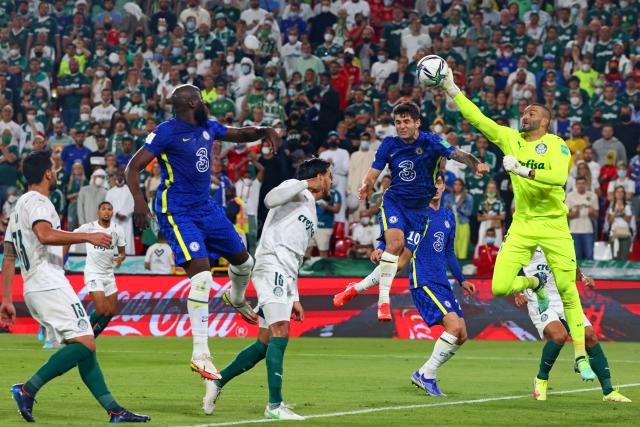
[437,70,595,381]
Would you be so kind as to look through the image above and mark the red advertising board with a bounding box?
[7,275,640,341]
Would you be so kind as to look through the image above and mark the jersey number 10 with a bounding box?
[407,231,422,246]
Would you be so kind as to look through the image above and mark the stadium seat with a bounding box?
[333,222,345,239]
[333,238,352,258]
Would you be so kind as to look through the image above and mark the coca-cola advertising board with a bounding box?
[7,275,640,341]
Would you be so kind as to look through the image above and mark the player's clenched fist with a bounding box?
[88,232,112,249]
[503,155,531,178]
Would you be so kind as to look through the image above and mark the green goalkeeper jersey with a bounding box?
[453,93,570,219]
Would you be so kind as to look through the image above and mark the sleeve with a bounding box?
[371,138,390,170]
[332,188,342,206]
[4,218,13,243]
[27,197,54,227]
[445,213,465,283]
[432,134,458,159]
[207,119,228,140]
[452,92,513,154]
[533,140,570,186]
[144,246,152,263]
[264,179,309,209]
[117,225,126,248]
[143,125,170,156]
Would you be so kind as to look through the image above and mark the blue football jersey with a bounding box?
[371,131,456,208]
[409,206,465,289]
[144,118,228,214]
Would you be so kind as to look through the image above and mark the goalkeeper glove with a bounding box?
[441,69,461,98]
[503,155,531,178]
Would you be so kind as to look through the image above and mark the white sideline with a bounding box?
[175,383,640,427]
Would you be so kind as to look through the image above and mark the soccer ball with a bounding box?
[416,55,449,88]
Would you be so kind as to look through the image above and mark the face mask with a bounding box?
[344,54,353,62]
[7,195,17,203]
[76,48,83,55]
[363,37,371,43]
[328,141,338,149]
[261,146,271,155]
[242,178,252,185]
[158,25,167,33]
[486,192,496,198]
[621,0,629,7]
[593,117,602,124]
[324,33,333,42]
[503,51,512,58]
[621,114,631,122]
[105,23,112,30]
[235,144,244,152]
[187,66,196,75]
[360,141,370,150]
[581,63,590,72]
[266,93,275,102]
[52,117,61,124]
[290,12,298,19]
[80,113,89,121]
[186,21,196,31]
[96,70,105,78]
[618,169,626,178]
[94,177,104,186]
[241,64,251,74]
[195,52,204,61]
[570,96,581,107]
[35,50,43,57]
[2,136,11,143]
[225,116,233,123]
[377,55,386,62]
[360,217,370,225]
[289,35,298,42]
[172,47,181,57]
[321,6,330,13]
[9,48,18,57]
[486,237,496,245]
[224,0,231,4]
[119,37,127,45]
[531,4,539,12]
[288,88,296,97]
[154,53,163,62]
[226,55,235,64]
[434,124,443,133]
[27,114,36,121]
[571,6,579,15]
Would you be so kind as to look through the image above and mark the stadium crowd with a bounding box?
[0,0,638,271]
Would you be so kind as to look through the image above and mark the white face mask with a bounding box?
[119,37,128,45]
[80,113,89,121]
[289,35,298,43]
[187,66,196,75]
[242,178,252,185]
[195,52,205,61]
[9,48,18,57]
[96,49,105,57]
[266,93,275,102]
[94,177,104,186]
[581,63,591,72]
[360,217,370,226]
[321,5,330,13]
[261,147,271,155]
[324,33,333,42]
[158,25,167,33]
[96,70,105,78]
[76,48,83,55]
[570,96,581,107]
[226,55,235,64]
[434,124,443,133]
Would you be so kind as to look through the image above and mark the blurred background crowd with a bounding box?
[0,0,638,274]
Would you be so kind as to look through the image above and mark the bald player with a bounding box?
[125,85,280,411]
[436,70,596,381]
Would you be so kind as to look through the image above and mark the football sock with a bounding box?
[420,332,460,379]
[378,252,399,305]
[355,266,380,293]
[554,269,587,359]
[78,351,125,413]
[266,337,288,408]
[90,311,113,337]
[188,271,213,358]
[24,343,92,397]
[218,340,267,387]
[587,344,613,395]
[536,340,563,380]
[229,255,254,305]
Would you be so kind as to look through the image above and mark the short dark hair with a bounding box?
[575,176,587,183]
[392,102,420,120]
[98,201,112,209]
[297,158,331,180]
[528,102,552,121]
[23,150,52,185]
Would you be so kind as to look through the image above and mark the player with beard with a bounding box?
[125,85,280,411]
[436,69,596,381]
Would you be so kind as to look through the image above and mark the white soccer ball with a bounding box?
[244,35,260,50]
[416,55,449,88]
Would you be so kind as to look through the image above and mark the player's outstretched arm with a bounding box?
[222,126,281,153]
[1,242,17,325]
[126,147,155,230]
[33,221,112,248]
[358,168,382,201]
[449,150,490,176]
[264,179,309,209]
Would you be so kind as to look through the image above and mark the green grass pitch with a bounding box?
[0,336,638,426]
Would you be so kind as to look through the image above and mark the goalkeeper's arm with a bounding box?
[503,147,569,186]
[440,71,510,152]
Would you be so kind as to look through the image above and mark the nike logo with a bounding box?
[182,137,190,142]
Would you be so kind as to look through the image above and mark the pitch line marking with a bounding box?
[175,383,640,427]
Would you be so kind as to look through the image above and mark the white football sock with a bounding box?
[419,331,460,379]
[188,271,212,358]
[355,265,380,293]
[228,255,254,304]
[378,252,399,304]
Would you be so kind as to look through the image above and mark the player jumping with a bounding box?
[333,102,488,320]
[1,151,149,423]
[203,159,333,420]
[373,174,476,397]
[437,69,596,380]
[515,248,631,402]
[126,84,280,386]
[70,201,126,337]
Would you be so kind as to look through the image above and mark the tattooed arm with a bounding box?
[449,149,490,176]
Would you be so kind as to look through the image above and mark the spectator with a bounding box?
[49,121,74,151]
[179,0,210,27]
[347,132,376,215]
[234,151,264,254]
[477,181,506,248]
[350,210,377,259]
[66,160,88,231]
[567,161,600,196]
[211,157,233,206]
[606,186,634,261]
[106,168,135,255]
[614,106,640,160]
[116,137,134,168]
[145,162,162,204]
[444,179,473,260]
[144,231,174,274]
[566,123,589,164]
[0,105,23,147]
[56,58,90,128]
[224,185,247,247]
[319,132,350,222]
[257,141,293,234]
[566,176,599,260]
[0,131,18,208]
[572,147,601,183]
[630,145,640,219]
[77,169,108,226]
[607,162,635,203]
[308,184,341,258]
[473,228,499,278]
[61,129,91,174]
[592,125,627,166]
